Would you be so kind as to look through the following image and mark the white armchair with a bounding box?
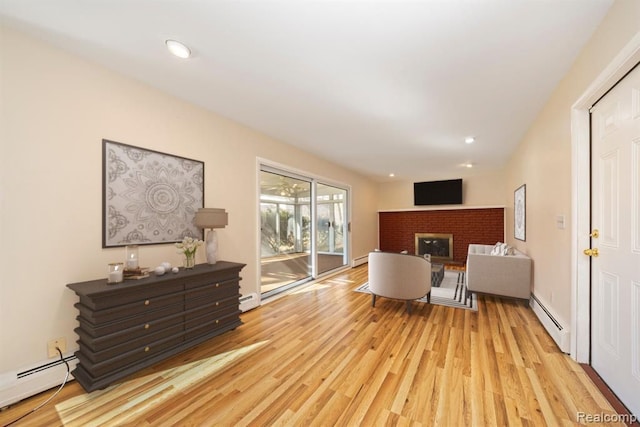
[368,251,431,314]
[466,244,532,300]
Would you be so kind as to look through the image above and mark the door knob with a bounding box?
[583,248,599,257]
[590,229,600,238]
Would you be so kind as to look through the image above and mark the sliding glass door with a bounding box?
[260,169,312,297]
[260,165,349,297]
[316,183,348,275]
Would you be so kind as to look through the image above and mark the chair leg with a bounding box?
[406,300,412,315]
[371,294,376,307]
[427,291,431,303]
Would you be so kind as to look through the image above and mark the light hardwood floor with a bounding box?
[0,265,624,426]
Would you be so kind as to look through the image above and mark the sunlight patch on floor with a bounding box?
[324,277,357,285]
[290,283,333,294]
[55,341,269,426]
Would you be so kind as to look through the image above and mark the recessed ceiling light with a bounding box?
[465,137,475,144]
[465,163,473,168]
[389,173,395,177]
[165,39,191,59]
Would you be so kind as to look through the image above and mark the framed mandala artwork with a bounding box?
[102,139,204,247]
[514,184,526,241]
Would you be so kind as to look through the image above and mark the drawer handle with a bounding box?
[144,346,150,352]
[215,283,220,288]
[144,324,150,330]
[144,300,150,306]
[216,320,219,324]
[215,302,219,306]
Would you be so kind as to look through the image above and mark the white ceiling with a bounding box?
[0,0,613,182]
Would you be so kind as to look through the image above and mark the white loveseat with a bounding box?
[466,244,532,300]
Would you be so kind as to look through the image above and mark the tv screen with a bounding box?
[414,179,463,205]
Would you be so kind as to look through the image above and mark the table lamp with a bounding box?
[194,208,228,264]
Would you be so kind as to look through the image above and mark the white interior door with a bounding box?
[590,64,640,418]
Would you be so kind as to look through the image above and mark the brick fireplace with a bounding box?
[378,208,504,264]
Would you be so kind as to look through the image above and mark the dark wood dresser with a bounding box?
[66,261,245,392]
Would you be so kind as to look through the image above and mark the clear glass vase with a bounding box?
[183,253,196,269]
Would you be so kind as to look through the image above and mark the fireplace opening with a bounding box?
[415,233,453,262]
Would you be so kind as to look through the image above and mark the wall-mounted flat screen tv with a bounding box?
[414,179,463,205]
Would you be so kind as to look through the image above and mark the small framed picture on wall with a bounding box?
[514,184,526,241]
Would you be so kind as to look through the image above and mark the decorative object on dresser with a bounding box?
[102,139,204,248]
[175,236,203,269]
[67,261,245,392]
[194,208,228,264]
[125,245,139,270]
[122,267,150,280]
[107,263,124,284]
[122,245,151,279]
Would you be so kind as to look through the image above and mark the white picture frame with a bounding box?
[514,184,526,241]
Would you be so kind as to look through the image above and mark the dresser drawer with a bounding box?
[184,312,241,341]
[77,303,185,337]
[185,270,243,290]
[77,334,185,378]
[185,285,239,309]
[76,292,184,324]
[184,296,239,322]
[78,323,185,363]
[78,281,185,310]
[76,312,185,351]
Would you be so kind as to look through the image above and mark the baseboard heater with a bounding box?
[351,254,368,267]
[530,294,571,354]
[239,293,259,312]
[0,354,77,408]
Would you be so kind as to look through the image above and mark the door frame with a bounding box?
[256,157,352,298]
[571,32,640,362]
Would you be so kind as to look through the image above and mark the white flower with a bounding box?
[175,236,203,256]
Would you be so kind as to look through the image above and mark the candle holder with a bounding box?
[125,245,139,270]
[107,263,124,284]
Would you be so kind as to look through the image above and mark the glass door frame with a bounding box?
[316,182,349,275]
[257,160,351,298]
[259,166,313,298]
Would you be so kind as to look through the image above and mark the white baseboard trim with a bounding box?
[0,354,77,408]
[239,292,260,312]
[351,255,368,267]
[530,294,571,354]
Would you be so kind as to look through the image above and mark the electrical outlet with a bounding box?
[47,337,67,358]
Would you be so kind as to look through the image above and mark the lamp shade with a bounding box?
[194,208,228,229]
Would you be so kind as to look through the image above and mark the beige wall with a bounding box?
[2,0,638,388]
[504,0,640,327]
[0,27,378,373]
[377,172,506,211]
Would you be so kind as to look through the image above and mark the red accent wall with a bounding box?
[378,208,504,263]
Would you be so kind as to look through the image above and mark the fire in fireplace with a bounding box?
[415,233,453,262]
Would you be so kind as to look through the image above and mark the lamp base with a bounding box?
[205,229,219,264]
